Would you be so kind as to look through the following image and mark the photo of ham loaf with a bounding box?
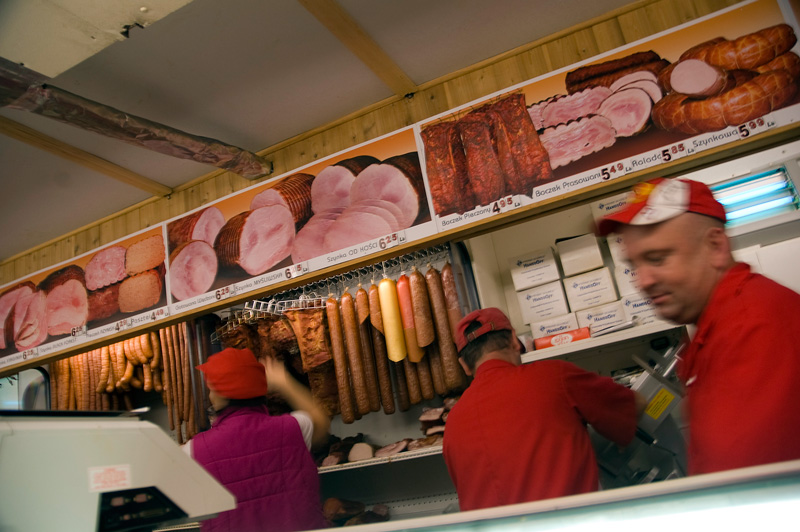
[652,24,800,134]
[421,92,553,216]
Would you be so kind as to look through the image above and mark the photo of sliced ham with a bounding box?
[38,265,89,336]
[614,79,663,103]
[322,209,394,253]
[596,87,653,137]
[13,289,48,350]
[540,115,617,169]
[291,210,343,264]
[84,245,127,291]
[608,70,659,92]
[311,155,378,214]
[250,172,315,228]
[350,152,428,228]
[169,240,218,301]
[0,282,34,350]
[167,206,225,251]
[214,205,295,275]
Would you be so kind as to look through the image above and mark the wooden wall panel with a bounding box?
[0,0,749,286]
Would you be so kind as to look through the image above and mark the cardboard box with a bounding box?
[576,301,626,332]
[556,234,604,277]
[590,192,629,224]
[621,293,662,325]
[606,234,627,265]
[534,327,591,350]
[530,313,578,340]
[508,247,560,291]
[613,264,640,297]
[563,267,618,312]
[516,280,570,324]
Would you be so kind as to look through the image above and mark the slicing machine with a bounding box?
[0,411,235,532]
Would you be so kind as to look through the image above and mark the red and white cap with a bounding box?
[596,177,726,236]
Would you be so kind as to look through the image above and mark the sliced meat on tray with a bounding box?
[349,152,428,228]
[540,115,617,169]
[169,240,218,301]
[597,87,653,137]
[374,439,411,458]
[39,265,88,336]
[291,210,342,264]
[84,245,127,291]
[250,173,314,228]
[0,282,34,349]
[539,86,612,128]
[215,205,295,275]
[167,206,225,251]
[311,155,378,214]
[13,289,48,350]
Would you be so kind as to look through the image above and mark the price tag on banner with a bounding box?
[71,325,88,338]
[599,161,626,180]
[114,318,131,333]
[379,232,402,250]
[215,284,237,302]
[658,141,689,164]
[491,195,520,214]
[737,116,775,139]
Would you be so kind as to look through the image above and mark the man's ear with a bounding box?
[706,226,732,269]
[458,357,473,377]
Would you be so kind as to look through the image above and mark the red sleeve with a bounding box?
[558,361,637,445]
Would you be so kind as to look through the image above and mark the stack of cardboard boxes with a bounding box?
[511,193,664,350]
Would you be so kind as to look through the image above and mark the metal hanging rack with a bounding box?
[211,242,453,344]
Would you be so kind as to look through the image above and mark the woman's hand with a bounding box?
[262,356,290,394]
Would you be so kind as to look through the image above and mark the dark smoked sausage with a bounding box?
[341,291,370,415]
[355,287,381,412]
[426,265,466,391]
[370,326,396,414]
[440,262,463,341]
[326,297,355,424]
[409,267,435,348]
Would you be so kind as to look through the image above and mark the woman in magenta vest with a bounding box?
[187,347,330,532]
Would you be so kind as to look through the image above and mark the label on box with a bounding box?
[534,327,591,350]
[508,248,560,291]
[614,264,639,297]
[590,192,628,224]
[576,301,626,332]
[564,267,618,312]
[516,281,570,324]
[557,234,604,277]
[530,313,578,340]
[621,293,661,325]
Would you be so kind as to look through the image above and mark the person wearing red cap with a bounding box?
[598,177,800,475]
[442,307,644,511]
[186,347,330,532]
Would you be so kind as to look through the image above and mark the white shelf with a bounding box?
[319,445,444,474]
[522,321,682,364]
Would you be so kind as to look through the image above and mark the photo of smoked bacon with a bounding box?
[539,115,617,169]
[166,206,225,252]
[214,204,295,275]
[38,265,89,337]
[250,172,315,229]
[458,111,507,207]
[420,121,474,216]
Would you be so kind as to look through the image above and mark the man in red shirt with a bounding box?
[598,177,800,475]
[442,308,643,511]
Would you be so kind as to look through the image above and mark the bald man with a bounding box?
[598,177,800,475]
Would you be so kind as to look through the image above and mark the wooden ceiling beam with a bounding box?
[298,0,418,97]
[0,115,173,197]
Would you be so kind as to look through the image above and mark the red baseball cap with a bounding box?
[455,307,514,352]
[197,347,267,399]
[596,178,726,236]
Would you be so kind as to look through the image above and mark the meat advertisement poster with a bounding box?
[417,0,800,231]
[0,226,170,370]
[166,127,436,314]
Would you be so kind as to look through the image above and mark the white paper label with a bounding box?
[89,464,132,493]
